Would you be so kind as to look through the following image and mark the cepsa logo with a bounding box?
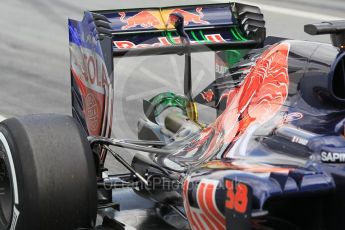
[71,45,110,95]
[113,34,226,49]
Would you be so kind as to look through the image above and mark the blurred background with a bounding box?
[0,0,344,123]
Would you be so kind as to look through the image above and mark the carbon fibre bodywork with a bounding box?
[131,41,345,229]
[68,2,345,230]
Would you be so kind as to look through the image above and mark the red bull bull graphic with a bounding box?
[118,8,210,31]
[103,4,235,32]
[118,10,164,30]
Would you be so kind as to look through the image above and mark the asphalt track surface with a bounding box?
[0,0,344,172]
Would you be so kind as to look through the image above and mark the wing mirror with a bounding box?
[305,20,345,49]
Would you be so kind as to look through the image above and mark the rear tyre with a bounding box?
[0,114,97,230]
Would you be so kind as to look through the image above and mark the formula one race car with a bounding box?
[1,2,345,230]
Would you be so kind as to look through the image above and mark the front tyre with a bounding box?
[0,114,97,230]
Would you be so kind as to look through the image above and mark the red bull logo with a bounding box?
[171,7,209,26]
[118,7,210,31]
[119,11,163,30]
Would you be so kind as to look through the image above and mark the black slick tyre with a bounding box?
[0,114,97,230]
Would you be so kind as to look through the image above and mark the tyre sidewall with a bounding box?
[0,124,35,230]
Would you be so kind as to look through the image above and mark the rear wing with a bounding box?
[75,2,266,57]
[68,2,265,136]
